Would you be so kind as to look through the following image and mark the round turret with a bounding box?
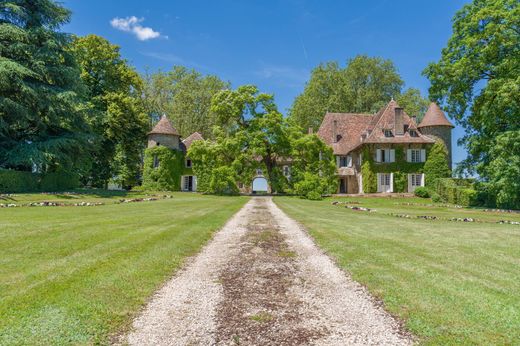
[147,115,180,150]
[418,103,455,168]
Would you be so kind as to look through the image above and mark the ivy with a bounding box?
[142,147,185,191]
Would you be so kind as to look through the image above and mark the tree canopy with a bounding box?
[71,34,148,187]
[143,66,229,139]
[424,0,519,208]
[0,0,90,172]
[289,55,429,131]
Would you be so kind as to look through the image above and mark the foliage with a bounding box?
[209,166,239,195]
[478,131,520,209]
[71,35,148,187]
[423,141,451,188]
[393,172,407,193]
[0,169,38,193]
[142,146,184,191]
[0,0,90,172]
[361,160,377,193]
[414,187,431,198]
[40,171,79,191]
[395,88,430,121]
[435,178,477,206]
[143,66,229,139]
[289,55,428,131]
[293,172,327,200]
[424,0,519,193]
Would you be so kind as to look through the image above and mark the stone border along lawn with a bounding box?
[331,201,520,225]
[0,192,248,345]
[274,196,520,345]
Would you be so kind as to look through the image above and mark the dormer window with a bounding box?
[409,130,418,137]
[384,129,393,137]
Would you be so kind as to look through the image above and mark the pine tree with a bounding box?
[0,0,90,172]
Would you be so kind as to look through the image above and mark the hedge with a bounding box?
[435,178,477,206]
[142,146,185,191]
[0,169,79,193]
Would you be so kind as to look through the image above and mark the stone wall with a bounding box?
[147,134,180,150]
[419,126,453,168]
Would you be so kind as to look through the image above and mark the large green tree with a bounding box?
[71,34,148,187]
[0,0,90,172]
[143,66,229,139]
[289,55,429,131]
[424,0,519,208]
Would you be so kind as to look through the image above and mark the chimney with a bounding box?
[332,120,338,143]
[394,107,404,135]
[308,127,313,135]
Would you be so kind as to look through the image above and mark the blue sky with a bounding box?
[63,0,469,165]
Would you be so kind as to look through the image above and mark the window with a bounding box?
[338,155,352,167]
[256,169,263,175]
[410,149,421,163]
[186,158,192,168]
[377,149,395,163]
[283,165,290,177]
[153,154,160,168]
[409,130,418,137]
[411,174,422,187]
[384,129,393,137]
[156,142,160,146]
[380,173,391,186]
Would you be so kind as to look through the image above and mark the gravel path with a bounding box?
[121,197,412,346]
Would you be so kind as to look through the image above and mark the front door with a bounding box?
[183,176,193,191]
[378,173,392,193]
[339,178,347,194]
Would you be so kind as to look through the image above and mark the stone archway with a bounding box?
[252,175,270,194]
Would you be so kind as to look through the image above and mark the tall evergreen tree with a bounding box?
[0,0,90,172]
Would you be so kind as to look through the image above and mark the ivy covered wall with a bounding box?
[142,146,186,191]
[361,145,428,193]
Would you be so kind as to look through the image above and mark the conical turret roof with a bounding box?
[418,103,454,128]
[148,115,180,136]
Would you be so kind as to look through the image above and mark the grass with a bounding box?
[249,311,273,323]
[0,191,247,345]
[274,196,520,345]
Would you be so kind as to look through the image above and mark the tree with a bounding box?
[423,141,451,188]
[143,66,229,139]
[71,34,148,187]
[423,0,519,205]
[0,0,90,172]
[289,55,404,131]
[396,88,430,122]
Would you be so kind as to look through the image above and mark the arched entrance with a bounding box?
[252,176,269,195]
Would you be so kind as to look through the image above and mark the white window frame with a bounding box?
[338,155,353,168]
[376,149,395,163]
[408,173,425,192]
[407,149,426,163]
[283,165,291,178]
[377,173,393,193]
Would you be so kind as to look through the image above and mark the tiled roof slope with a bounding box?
[182,132,204,150]
[363,100,435,144]
[148,115,180,136]
[317,100,436,155]
[317,113,373,155]
[418,102,455,128]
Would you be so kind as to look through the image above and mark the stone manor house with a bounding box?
[144,100,453,194]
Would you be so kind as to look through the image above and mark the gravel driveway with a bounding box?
[121,197,412,345]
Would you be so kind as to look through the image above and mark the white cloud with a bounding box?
[110,16,164,41]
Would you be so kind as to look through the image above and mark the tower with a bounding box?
[418,103,455,168]
[147,115,180,150]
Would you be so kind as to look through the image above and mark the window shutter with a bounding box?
[193,176,198,191]
[407,174,412,192]
[336,156,340,167]
[385,150,390,162]
[347,155,352,167]
[376,149,381,162]
[421,173,425,187]
[407,149,411,162]
[377,173,381,192]
[390,173,394,192]
[390,149,395,162]
[421,149,426,162]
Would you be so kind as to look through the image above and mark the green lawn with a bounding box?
[274,196,520,345]
[0,192,247,345]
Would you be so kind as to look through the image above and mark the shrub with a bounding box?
[0,169,39,193]
[457,188,478,206]
[424,141,451,188]
[40,171,79,192]
[431,192,443,203]
[414,187,431,198]
[209,166,239,195]
[361,160,377,193]
[293,172,327,200]
[436,178,477,206]
[393,172,407,193]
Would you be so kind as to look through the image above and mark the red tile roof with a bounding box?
[148,115,180,136]
[317,100,436,155]
[418,102,455,128]
[182,132,204,150]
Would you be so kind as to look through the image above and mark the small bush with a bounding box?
[293,172,326,200]
[209,166,239,195]
[393,172,407,193]
[431,192,443,203]
[414,187,431,198]
[457,188,478,206]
